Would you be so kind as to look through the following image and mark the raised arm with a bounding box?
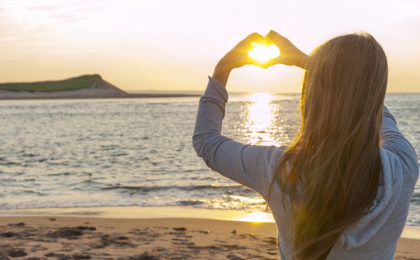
[192,76,283,199]
[193,31,309,198]
[381,106,419,186]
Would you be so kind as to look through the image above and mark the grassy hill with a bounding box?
[0,74,102,92]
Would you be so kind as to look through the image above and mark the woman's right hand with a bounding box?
[264,30,310,70]
[213,33,266,86]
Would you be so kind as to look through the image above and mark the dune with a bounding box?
[0,74,131,99]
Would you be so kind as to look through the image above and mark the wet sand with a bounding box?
[0,216,419,260]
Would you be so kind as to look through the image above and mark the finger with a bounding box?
[233,55,261,69]
[247,56,268,67]
[265,30,284,41]
[237,32,265,48]
[265,30,278,38]
[265,30,289,47]
[261,57,284,68]
[233,52,273,69]
[245,32,265,43]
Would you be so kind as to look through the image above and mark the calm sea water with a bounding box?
[0,94,419,225]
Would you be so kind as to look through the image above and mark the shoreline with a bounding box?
[1,206,419,240]
[0,206,275,223]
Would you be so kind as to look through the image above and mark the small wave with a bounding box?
[411,193,420,204]
[100,184,249,194]
[101,185,161,193]
[47,172,73,177]
[0,160,20,166]
[100,144,119,150]
[10,190,47,197]
[111,152,128,157]
[406,215,420,226]
[177,200,204,206]
[22,153,37,158]
[0,178,18,183]
[187,184,243,191]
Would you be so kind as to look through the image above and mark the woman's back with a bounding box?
[271,110,418,259]
[193,31,419,259]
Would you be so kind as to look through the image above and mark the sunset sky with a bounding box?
[0,0,419,93]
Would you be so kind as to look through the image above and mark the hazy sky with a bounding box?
[0,0,419,93]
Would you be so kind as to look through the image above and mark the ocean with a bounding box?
[0,93,419,225]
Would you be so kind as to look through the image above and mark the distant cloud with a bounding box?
[28,0,93,11]
[26,0,100,23]
[0,0,102,44]
[0,0,100,25]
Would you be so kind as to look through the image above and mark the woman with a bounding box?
[192,31,419,260]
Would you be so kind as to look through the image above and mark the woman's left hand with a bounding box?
[213,33,266,86]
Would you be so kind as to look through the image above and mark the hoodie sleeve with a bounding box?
[381,106,419,188]
[192,77,283,200]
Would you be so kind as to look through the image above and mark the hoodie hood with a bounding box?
[334,148,402,249]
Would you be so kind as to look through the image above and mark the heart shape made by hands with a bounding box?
[248,43,280,64]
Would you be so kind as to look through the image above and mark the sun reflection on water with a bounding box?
[236,211,274,223]
[244,92,277,146]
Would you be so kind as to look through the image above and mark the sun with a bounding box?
[248,43,280,64]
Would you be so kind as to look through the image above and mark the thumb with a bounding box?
[261,56,285,68]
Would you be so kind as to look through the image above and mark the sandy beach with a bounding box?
[0,207,419,259]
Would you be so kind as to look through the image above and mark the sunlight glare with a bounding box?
[245,92,276,145]
[248,43,280,64]
[236,211,274,223]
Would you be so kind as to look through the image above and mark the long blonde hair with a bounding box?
[271,33,388,259]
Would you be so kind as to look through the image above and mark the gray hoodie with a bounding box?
[193,77,419,259]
